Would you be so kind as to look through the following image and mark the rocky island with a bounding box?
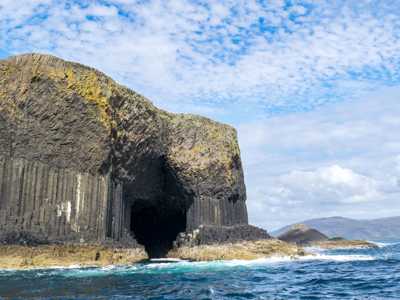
[277,224,377,249]
[0,54,303,269]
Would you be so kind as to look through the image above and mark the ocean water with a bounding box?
[0,242,399,299]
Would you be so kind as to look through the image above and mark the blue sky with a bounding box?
[1,0,400,230]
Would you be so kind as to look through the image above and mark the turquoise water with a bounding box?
[0,242,399,299]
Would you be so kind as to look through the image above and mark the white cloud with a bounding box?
[275,165,381,204]
[239,87,400,230]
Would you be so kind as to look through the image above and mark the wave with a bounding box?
[129,253,376,272]
[0,264,85,273]
[300,253,375,262]
[210,253,375,266]
[150,258,185,263]
[369,241,400,248]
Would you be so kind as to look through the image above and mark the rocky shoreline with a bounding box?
[168,239,305,261]
[0,239,305,270]
[0,238,379,270]
[0,244,147,270]
[308,239,378,249]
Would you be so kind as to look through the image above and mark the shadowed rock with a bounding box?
[0,53,268,257]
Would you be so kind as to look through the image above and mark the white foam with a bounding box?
[301,253,375,262]
[0,264,87,272]
[143,253,375,270]
[150,258,185,263]
[370,241,399,248]
[304,246,326,252]
[221,254,375,265]
[44,264,84,269]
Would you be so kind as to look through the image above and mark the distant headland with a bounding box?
[272,216,400,242]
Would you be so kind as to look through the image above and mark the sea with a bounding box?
[0,242,399,299]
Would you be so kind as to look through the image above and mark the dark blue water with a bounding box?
[0,242,399,299]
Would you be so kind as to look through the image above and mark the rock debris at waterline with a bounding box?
[0,53,269,259]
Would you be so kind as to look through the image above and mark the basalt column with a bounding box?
[0,156,118,242]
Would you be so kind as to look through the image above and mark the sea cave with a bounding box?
[130,200,187,258]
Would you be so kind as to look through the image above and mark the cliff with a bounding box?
[0,53,268,257]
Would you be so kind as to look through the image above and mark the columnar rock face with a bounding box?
[0,157,112,241]
[0,54,267,257]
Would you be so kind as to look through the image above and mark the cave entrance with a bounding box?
[130,201,186,258]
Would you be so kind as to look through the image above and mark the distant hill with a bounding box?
[272,216,400,242]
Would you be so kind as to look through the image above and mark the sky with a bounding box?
[1,0,400,231]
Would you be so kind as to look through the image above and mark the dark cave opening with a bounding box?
[130,201,187,258]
